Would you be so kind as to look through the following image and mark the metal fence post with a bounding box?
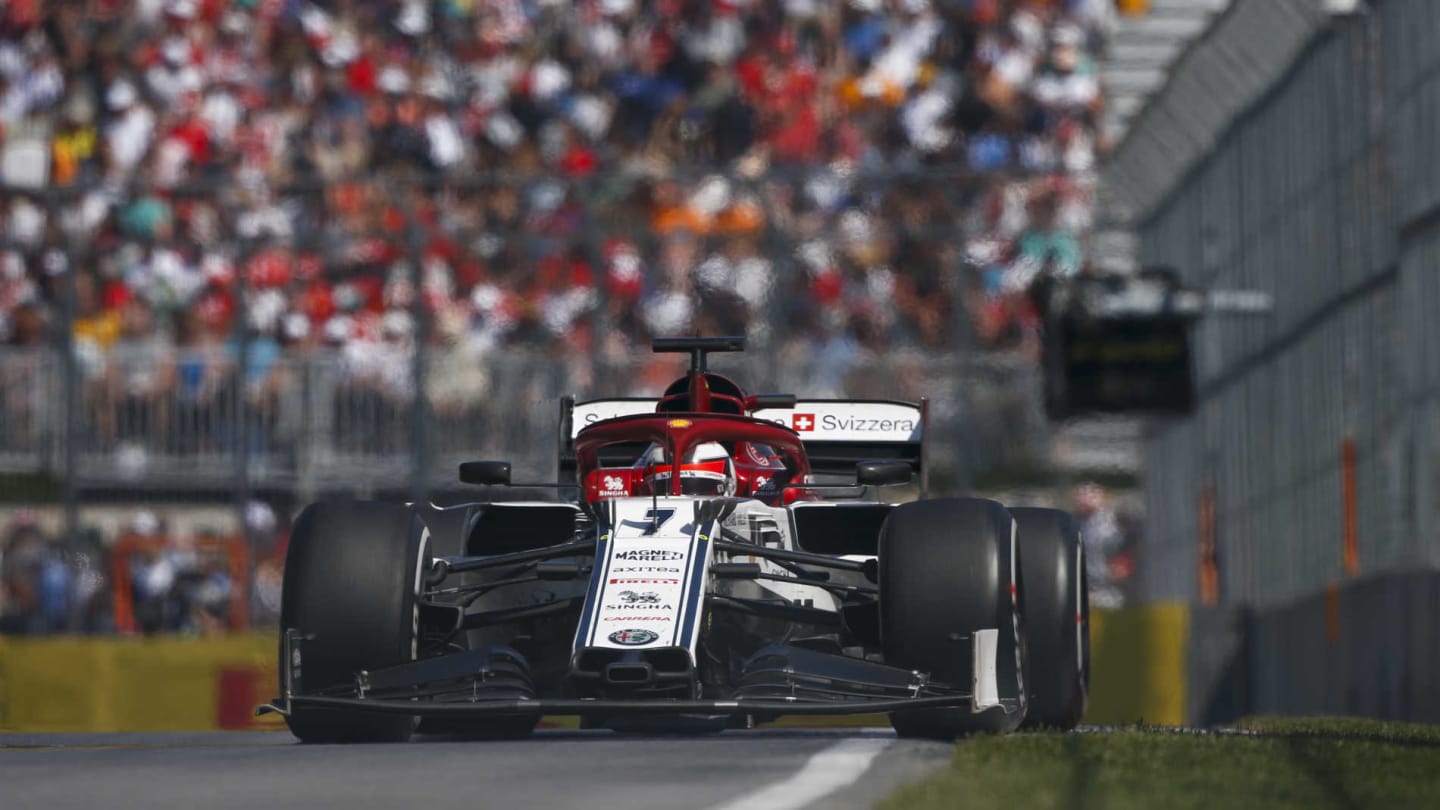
[49,185,84,632]
[230,207,255,629]
[404,179,432,505]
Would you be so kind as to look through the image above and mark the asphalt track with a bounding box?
[0,727,954,810]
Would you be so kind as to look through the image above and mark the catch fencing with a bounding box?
[1125,0,1440,609]
[0,345,1044,497]
[1112,0,1440,721]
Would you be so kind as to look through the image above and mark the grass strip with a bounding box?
[880,719,1440,810]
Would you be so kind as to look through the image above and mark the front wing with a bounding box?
[258,629,1009,721]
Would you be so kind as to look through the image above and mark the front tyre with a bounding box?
[880,498,1027,739]
[1012,507,1089,730]
[280,501,429,743]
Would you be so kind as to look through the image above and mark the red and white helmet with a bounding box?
[643,442,736,497]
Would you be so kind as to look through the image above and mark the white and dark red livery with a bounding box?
[266,337,1090,741]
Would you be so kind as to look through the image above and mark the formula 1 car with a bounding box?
[263,337,1089,741]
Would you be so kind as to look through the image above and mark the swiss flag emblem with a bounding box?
[792,413,816,432]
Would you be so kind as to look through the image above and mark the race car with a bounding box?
[263,336,1089,741]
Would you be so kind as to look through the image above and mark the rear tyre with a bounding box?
[1012,507,1089,731]
[880,498,1028,739]
[280,501,428,743]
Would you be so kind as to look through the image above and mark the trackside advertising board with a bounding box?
[570,399,922,443]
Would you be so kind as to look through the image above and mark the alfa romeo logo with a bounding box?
[609,628,659,646]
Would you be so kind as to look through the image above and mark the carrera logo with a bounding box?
[602,615,673,621]
[610,578,680,585]
[792,413,816,432]
[614,549,684,562]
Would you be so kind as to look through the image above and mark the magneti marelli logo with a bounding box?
[615,549,684,562]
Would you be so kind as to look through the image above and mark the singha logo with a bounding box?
[618,590,661,604]
[604,475,626,492]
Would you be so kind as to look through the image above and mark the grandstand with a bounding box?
[0,0,1131,635]
[0,1,1117,476]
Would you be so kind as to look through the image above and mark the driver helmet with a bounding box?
[645,442,736,496]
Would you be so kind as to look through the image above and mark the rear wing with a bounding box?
[558,397,928,492]
[753,400,926,484]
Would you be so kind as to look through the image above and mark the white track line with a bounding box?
[707,738,894,810]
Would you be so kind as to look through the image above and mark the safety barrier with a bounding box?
[1086,603,1190,727]
[1187,571,1440,726]
[0,605,1194,732]
[0,634,281,732]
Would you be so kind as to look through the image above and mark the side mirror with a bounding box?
[460,461,511,486]
[746,393,798,410]
[856,460,912,487]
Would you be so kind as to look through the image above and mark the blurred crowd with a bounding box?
[0,512,100,634]
[0,0,1126,635]
[0,0,1111,373]
[1072,480,1138,608]
[0,503,286,635]
[0,482,1140,636]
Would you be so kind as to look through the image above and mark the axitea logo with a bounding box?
[614,549,684,562]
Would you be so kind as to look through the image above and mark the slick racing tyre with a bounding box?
[280,501,429,743]
[1012,507,1089,731]
[880,498,1028,739]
